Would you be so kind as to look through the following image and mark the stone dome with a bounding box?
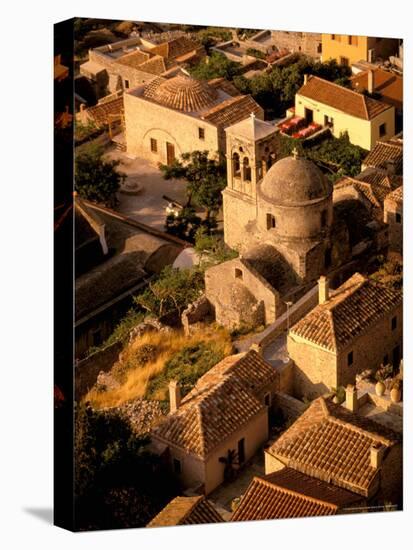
[260,155,332,205]
[148,75,218,112]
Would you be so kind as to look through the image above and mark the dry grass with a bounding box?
[84,325,233,409]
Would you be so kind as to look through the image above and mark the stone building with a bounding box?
[231,467,364,521]
[79,34,205,101]
[206,118,356,330]
[265,397,402,506]
[147,495,223,527]
[124,74,263,164]
[270,31,322,58]
[384,186,403,255]
[150,350,279,495]
[295,75,395,150]
[288,273,402,399]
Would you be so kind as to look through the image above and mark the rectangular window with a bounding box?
[347,351,354,366]
[331,34,336,40]
[173,458,182,474]
[348,36,353,45]
[391,316,397,330]
[198,127,205,140]
[340,56,349,67]
[266,213,276,230]
[238,438,246,464]
[124,79,130,89]
[396,212,402,224]
[150,138,157,153]
[379,123,386,137]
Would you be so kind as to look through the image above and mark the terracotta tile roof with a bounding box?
[298,76,392,120]
[150,36,200,60]
[143,75,218,112]
[147,495,223,527]
[363,138,403,173]
[208,77,241,97]
[290,273,402,352]
[202,95,263,129]
[267,397,401,496]
[385,185,403,204]
[83,96,124,127]
[116,49,151,69]
[350,69,403,110]
[335,170,402,210]
[137,55,168,75]
[232,468,363,521]
[152,351,274,458]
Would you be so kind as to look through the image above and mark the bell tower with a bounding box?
[223,114,279,250]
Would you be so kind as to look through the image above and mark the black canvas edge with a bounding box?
[54,17,76,532]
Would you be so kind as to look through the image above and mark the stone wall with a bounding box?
[270,31,322,58]
[272,391,307,420]
[75,341,122,401]
[181,296,213,336]
[124,91,220,163]
[384,195,403,255]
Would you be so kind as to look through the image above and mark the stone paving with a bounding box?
[208,451,265,520]
[104,147,189,230]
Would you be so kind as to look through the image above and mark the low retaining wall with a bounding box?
[273,391,307,420]
[75,341,122,401]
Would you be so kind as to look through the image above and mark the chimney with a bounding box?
[370,443,386,469]
[367,70,375,94]
[303,74,308,85]
[249,343,262,356]
[318,276,329,304]
[169,380,181,413]
[345,384,358,412]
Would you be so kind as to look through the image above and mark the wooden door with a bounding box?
[166,142,175,165]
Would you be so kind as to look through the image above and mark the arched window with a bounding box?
[233,152,240,177]
[243,157,251,182]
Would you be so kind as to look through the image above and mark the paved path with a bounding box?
[105,148,189,231]
[263,332,288,367]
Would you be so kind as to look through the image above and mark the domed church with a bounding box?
[205,114,352,330]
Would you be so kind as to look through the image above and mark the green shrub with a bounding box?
[146,342,225,401]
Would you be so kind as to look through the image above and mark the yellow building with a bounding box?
[321,34,399,66]
[295,75,395,150]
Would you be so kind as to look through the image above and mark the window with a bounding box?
[237,438,246,464]
[321,209,328,228]
[331,34,336,40]
[347,351,354,366]
[379,123,387,137]
[124,79,129,89]
[266,213,276,230]
[264,393,271,407]
[234,268,243,280]
[305,107,313,124]
[324,248,332,269]
[150,138,157,153]
[396,212,402,224]
[233,152,241,177]
[391,316,397,330]
[340,56,349,67]
[173,458,182,474]
[324,115,334,129]
[243,157,251,182]
[198,127,205,140]
[317,43,322,54]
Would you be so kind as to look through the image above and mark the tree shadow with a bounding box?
[24,507,53,524]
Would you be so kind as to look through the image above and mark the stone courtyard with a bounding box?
[104,146,189,230]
